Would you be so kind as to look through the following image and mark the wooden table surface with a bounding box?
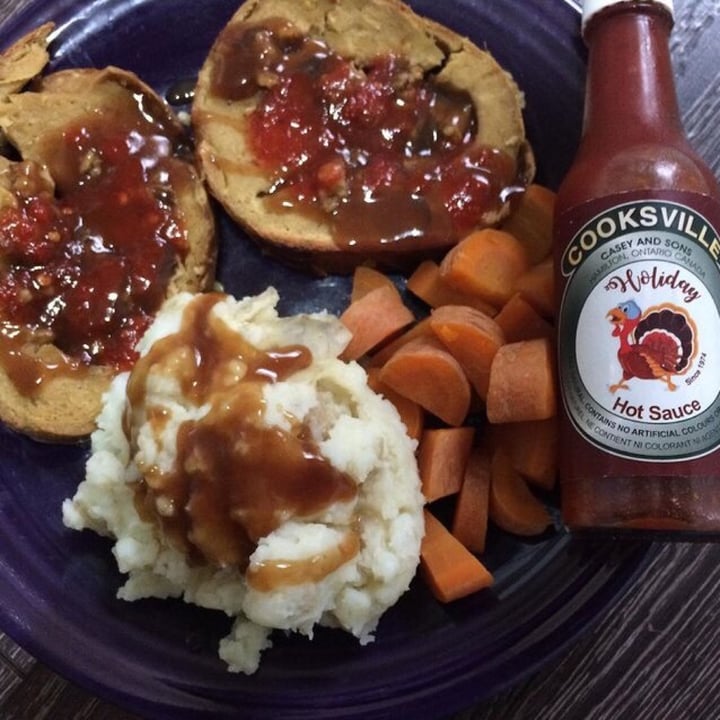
[1,0,719,718]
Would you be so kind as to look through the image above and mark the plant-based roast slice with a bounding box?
[0,30,216,441]
[192,0,534,273]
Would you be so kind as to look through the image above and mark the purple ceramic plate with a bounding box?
[0,1,653,718]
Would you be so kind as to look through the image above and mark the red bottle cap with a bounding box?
[582,0,674,30]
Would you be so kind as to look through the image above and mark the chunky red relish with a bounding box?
[0,114,188,372]
[210,19,519,251]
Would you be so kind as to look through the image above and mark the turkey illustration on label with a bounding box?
[606,300,697,394]
[559,199,720,462]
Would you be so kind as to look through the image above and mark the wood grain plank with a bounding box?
[0,631,35,707]
[0,662,23,708]
[0,632,35,674]
[455,544,720,720]
[0,663,138,720]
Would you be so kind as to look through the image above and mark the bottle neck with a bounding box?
[583,3,682,146]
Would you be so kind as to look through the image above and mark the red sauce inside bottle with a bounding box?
[555,2,720,531]
[208,18,520,251]
[0,101,191,393]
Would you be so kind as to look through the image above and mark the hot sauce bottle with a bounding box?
[555,0,720,531]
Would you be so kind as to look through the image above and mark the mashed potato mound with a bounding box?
[62,288,424,673]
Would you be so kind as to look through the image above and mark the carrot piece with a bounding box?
[486,338,557,424]
[366,367,424,442]
[378,336,471,426]
[429,304,505,400]
[439,228,529,307]
[514,257,555,319]
[420,509,494,603]
[490,418,557,491]
[407,260,498,316]
[367,316,433,367]
[340,284,414,361]
[494,292,554,343]
[417,426,475,501]
[452,445,491,553]
[489,446,552,535]
[350,265,397,303]
[500,184,556,264]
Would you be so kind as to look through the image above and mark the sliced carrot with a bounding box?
[439,228,529,307]
[486,338,557,424]
[378,336,471,426]
[490,418,557,491]
[406,259,498,316]
[340,284,414,361]
[420,509,494,603]
[452,445,491,554]
[417,426,475,502]
[366,316,433,367]
[350,265,397,303]
[366,367,424,442]
[429,304,505,400]
[500,184,556,264]
[514,257,554,319]
[489,447,552,536]
[494,292,554,343]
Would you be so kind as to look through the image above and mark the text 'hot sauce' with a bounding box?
[554,0,720,531]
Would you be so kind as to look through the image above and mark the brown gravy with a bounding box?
[246,528,361,592]
[129,294,359,585]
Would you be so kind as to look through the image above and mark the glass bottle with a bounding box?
[554,0,720,531]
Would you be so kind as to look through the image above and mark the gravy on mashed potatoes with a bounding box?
[63,288,424,673]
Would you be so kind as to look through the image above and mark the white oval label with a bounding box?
[559,200,720,461]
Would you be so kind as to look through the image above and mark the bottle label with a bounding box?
[557,191,720,462]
